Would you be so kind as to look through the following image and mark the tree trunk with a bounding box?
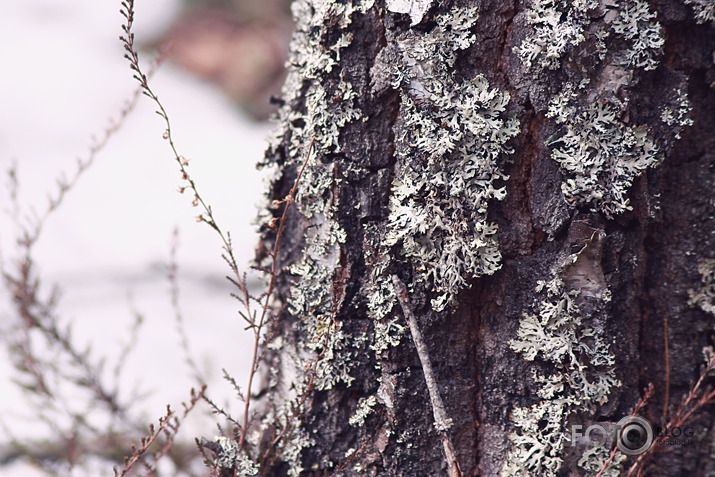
[257,0,715,475]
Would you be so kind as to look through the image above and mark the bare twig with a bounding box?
[121,1,317,454]
[595,383,654,477]
[0,19,166,450]
[114,385,206,477]
[239,136,315,449]
[391,275,462,477]
[168,227,206,385]
[625,356,715,477]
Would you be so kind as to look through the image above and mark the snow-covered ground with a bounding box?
[0,1,275,473]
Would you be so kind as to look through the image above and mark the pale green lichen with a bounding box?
[275,0,374,394]
[516,1,667,217]
[547,98,660,215]
[578,445,625,476]
[268,0,369,158]
[688,258,715,316]
[283,426,314,477]
[376,6,519,311]
[348,394,378,427]
[214,436,260,475]
[262,0,374,469]
[508,275,620,404]
[362,224,402,353]
[685,0,715,25]
[661,88,694,139]
[608,0,664,71]
[502,273,620,476]
[501,399,572,476]
[386,78,518,311]
[514,0,597,71]
[689,258,715,372]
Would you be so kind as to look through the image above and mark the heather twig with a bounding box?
[0,15,169,470]
[114,385,206,477]
[595,383,654,477]
[625,356,715,477]
[120,0,319,460]
[168,227,206,386]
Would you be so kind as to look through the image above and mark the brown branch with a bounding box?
[595,383,654,477]
[239,136,315,450]
[626,355,715,477]
[663,313,670,423]
[391,275,462,477]
[121,1,318,457]
[114,385,206,477]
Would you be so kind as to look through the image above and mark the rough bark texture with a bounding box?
[257,0,715,476]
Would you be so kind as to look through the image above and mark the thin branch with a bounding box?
[168,227,206,386]
[625,355,715,477]
[239,136,315,449]
[663,313,670,423]
[595,383,654,477]
[113,385,206,477]
[121,2,318,455]
[391,275,462,477]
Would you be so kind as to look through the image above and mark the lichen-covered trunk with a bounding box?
[258,0,715,475]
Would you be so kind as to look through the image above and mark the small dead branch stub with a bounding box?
[392,275,462,477]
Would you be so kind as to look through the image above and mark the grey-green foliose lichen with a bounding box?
[263,0,372,473]
[516,0,681,216]
[371,5,519,312]
[688,258,715,317]
[270,0,373,394]
[689,258,715,369]
[685,0,715,25]
[502,267,620,476]
[502,0,694,472]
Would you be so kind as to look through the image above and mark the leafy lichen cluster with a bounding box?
[502,3,677,473]
[660,88,696,139]
[514,0,597,71]
[685,0,715,25]
[372,6,519,311]
[689,258,715,317]
[213,436,260,476]
[547,96,660,215]
[515,0,664,73]
[516,0,674,216]
[271,0,373,395]
[363,224,403,354]
[262,0,373,473]
[502,272,620,476]
[608,0,664,71]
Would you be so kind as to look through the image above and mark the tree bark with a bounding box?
[257,0,715,475]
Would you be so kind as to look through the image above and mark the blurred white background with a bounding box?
[0,0,285,474]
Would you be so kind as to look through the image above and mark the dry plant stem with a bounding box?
[168,227,206,385]
[114,385,206,477]
[663,313,670,423]
[329,442,368,476]
[625,355,715,477]
[594,383,654,477]
[121,0,251,315]
[239,136,316,449]
[391,275,462,477]
[121,2,315,451]
[1,28,164,443]
[261,302,336,468]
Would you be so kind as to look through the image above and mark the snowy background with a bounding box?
[0,0,284,473]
